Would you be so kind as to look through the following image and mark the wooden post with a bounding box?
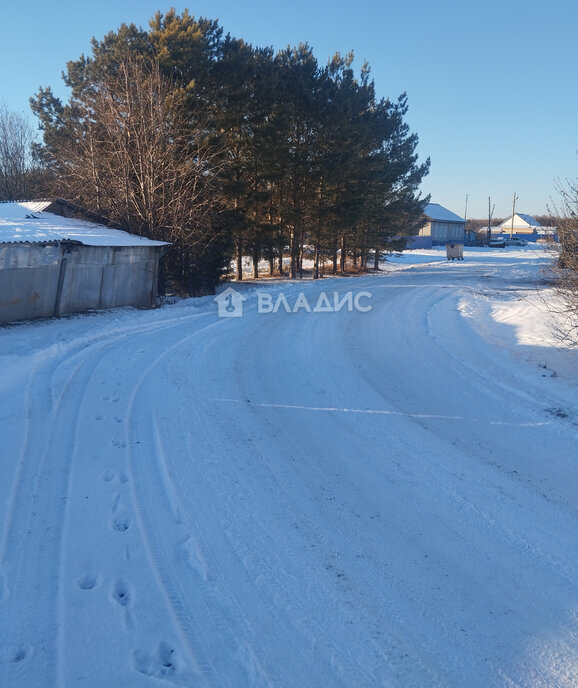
[510,192,518,239]
[487,197,495,245]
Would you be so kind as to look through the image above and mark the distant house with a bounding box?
[496,213,557,242]
[407,203,466,249]
[0,200,169,325]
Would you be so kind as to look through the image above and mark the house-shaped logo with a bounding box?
[214,287,246,318]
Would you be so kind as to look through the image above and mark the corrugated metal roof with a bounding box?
[0,201,169,247]
[18,200,53,214]
[424,203,465,223]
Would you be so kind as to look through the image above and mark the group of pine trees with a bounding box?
[20,10,431,294]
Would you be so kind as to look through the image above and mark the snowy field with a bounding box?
[0,245,577,687]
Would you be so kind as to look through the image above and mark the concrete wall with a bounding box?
[0,242,162,325]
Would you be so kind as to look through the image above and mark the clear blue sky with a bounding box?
[1,0,576,219]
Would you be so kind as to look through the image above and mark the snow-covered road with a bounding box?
[1,248,577,687]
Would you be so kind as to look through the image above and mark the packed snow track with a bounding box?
[0,248,577,687]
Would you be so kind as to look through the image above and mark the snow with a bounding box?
[0,202,168,247]
[0,246,577,687]
[423,202,465,223]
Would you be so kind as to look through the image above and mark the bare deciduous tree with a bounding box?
[0,105,36,200]
[54,57,223,240]
[43,56,229,294]
[544,178,578,346]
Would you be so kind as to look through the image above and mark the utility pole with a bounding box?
[464,194,468,242]
[487,196,495,245]
[510,192,518,239]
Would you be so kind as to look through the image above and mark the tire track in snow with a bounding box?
[155,326,349,685]
[194,293,452,686]
[209,270,577,686]
[122,319,271,686]
[0,336,123,687]
[188,397,389,686]
[118,303,431,686]
[338,270,578,685]
[385,283,578,587]
[0,310,212,688]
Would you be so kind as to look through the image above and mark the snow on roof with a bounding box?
[0,201,169,247]
[424,203,465,223]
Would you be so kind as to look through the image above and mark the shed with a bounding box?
[0,200,169,324]
[408,203,466,249]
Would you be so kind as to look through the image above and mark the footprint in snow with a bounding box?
[103,470,129,485]
[111,578,135,630]
[103,469,116,482]
[111,517,131,532]
[1,644,31,664]
[133,641,178,679]
[77,574,101,591]
[111,578,133,608]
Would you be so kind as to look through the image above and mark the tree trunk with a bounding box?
[278,231,284,276]
[268,239,275,276]
[290,227,298,279]
[236,236,243,281]
[253,248,259,279]
[314,237,320,279]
